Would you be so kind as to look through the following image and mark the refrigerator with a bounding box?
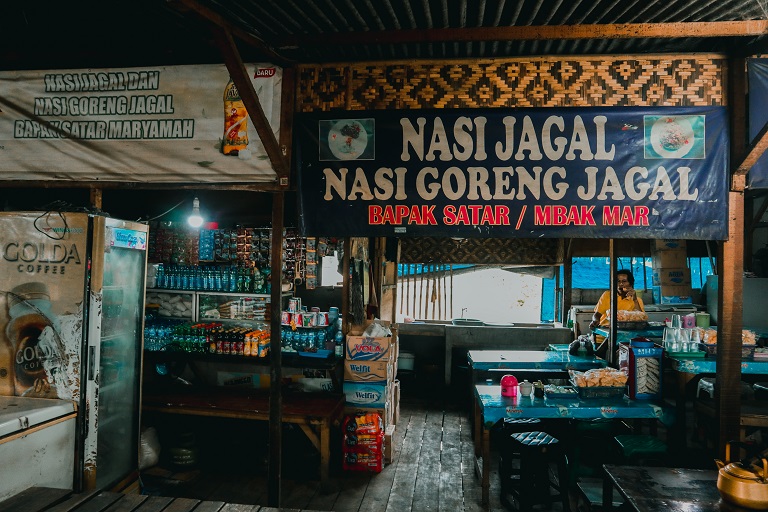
[0,211,148,492]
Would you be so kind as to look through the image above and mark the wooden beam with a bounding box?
[276,20,768,48]
[735,121,768,176]
[168,0,292,66]
[212,26,290,180]
[0,181,288,191]
[278,66,296,188]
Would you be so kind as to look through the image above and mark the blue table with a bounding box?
[666,355,768,374]
[472,384,673,505]
[468,349,606,373]
[666,354,768,446]
[593,325,665,343]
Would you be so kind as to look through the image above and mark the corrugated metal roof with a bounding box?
[1,0,767,69]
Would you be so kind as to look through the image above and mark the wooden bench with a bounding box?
[694,398,768,442]
[142,388,345,485]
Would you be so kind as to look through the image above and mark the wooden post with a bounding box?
[268,191,284,507]
[563,239,573,326]
[716,57,747,455]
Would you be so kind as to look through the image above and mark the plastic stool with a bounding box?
[500,431,570,512]
[697,377,715,398]
[569,418,618,482]
[614,434,667,464]
[697,378,754,399]
[754,382,768,401]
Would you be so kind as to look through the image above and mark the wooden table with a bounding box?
[473,384,673,506]
[142,387,345,485]
[601,464,751,512]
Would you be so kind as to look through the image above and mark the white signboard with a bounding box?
[0,64,282,183]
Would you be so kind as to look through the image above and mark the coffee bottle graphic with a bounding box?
[6,282,57,396]
[0,322,13,396]
[222,78,249,155]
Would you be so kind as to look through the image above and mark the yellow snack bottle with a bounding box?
[222,78,248,155]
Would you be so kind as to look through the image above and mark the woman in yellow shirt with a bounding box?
[588,269,645,331]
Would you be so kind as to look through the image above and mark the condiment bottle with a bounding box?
[519,380,533,396]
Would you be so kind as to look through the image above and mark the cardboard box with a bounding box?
[652,267,691,287]
[344,360,394,382]
[652,285,693,304]
[346,335,395,361]
[651,250,688,269]
[344,381,390,408]
[384,424,396,464]
[652,239,687,251]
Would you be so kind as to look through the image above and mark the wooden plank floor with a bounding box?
[138,396,509,511]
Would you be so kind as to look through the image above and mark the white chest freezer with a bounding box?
[0,396,76,502]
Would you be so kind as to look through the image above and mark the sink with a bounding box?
[451,318,485,326]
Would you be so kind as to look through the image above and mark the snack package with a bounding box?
[570,367,628,387]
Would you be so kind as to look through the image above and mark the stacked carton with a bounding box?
[343,331,398,430]
[651,239,692,304]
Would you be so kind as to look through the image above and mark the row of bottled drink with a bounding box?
[153,264,269,294]
[144,318,345,356]
[280,325,344,353]
[144,319,271,356]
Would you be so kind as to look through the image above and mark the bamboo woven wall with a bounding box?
[400,237,563,265]
[296,55,725,265]
[297,55,725,111]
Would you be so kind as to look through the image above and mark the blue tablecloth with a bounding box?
[593,325,665,343]
[468,350,606,371]
[475,384,674,426]
[666,355,768,374]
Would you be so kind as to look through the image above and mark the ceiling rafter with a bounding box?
[168,0,293,65]
[272,20,767,49]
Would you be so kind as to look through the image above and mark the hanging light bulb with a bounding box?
[188,196,204,228]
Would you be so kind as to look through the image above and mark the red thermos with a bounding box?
[500,374,519,397]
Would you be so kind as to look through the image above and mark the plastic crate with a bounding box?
[703,344,754,359]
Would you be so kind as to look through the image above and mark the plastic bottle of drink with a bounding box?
[221,266,230,292]
[214,268,223,292]
[222,78,248,156]
[155,264,165,289]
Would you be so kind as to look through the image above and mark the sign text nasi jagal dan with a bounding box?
[296,107,729,239]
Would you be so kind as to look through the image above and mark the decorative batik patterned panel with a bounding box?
[297,56,724,111]
[400,237,564,265]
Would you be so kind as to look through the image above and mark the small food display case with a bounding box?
[619,340,663,399]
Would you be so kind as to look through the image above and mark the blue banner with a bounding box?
[296,107,729,239]
[749,58,768,189]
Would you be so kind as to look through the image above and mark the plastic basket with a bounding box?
[544,385,578,399]
[571,381,626,399]
[702,344,755,359]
